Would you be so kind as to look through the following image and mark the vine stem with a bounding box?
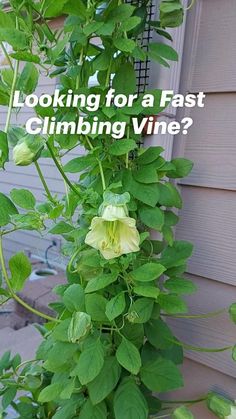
[85,136,106,191]
[168,337,232,353]
[15,358,38,373]
[105,59,112,87]
[46,142,81,198]
[186,0,196,10]
[0,42,14,71]
[34,161,56,204]
[4,49,19,134]
[161,396,207,405]
[0,236,59,323]
[162,308,226,319]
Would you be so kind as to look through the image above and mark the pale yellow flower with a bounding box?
[85,203,140,260]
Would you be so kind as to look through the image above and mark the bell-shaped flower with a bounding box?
[85,192,140,260]
[13,134,44,166]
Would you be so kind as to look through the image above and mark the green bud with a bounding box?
[68,312,92,343]
[13,134,44,166]
[207,392,233,418]
[172,405,194,419]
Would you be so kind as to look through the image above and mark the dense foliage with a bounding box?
[0,0,235,418]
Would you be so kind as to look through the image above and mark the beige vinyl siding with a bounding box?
[170,0,236,407]
[165,358,236,418]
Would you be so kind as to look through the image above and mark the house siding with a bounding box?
[169,0,236,412]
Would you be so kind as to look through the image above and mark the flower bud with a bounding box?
[13,134,44,166]
[68,312,92,344]
[207,392,235,418]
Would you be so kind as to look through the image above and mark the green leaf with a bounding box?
[62,284,85,312]
[50,33,71,64]
[141,356,183,392]
[133,285,160,299]
[164,278,197,295]
[0,351,11,374]
[149,42,178,62]
[79,400,107,419]
[2,387,17,410]
[128,178,160,207]
[38,383,63,403]
[132,46,147,61]
[63,0,87,18]
[160,241,194,268]
[114,378,148,419]
[109,139,137,156]
[0,10,14,29]
[87,357,121,404]
[43,0,70,17]
[164,210,179,226]
[137,147,164,165]
[83,21,104,36]
[74,338,104,385]
[168,158,193,178]
[121,322,144,349]
[44,341,78,371]
[105,292,126,321]
[145,318,174,350]
[158,183,182,209]
[107,4,135,23]
[0,29,27,50]
[116,337,141,374]
[172,406,194,419]
[10,188,36,210]
[229,303,236,324]
[85,294,109,322]
[52,400,78,419]
[160,0,184,28]
[92,51,112,71]
[0,192,18,226]
[139,206,164,230]
[112,62,136,95]
[49,221,74,234]
[0,131,8,169]
[9,252,31,291]
[159,293,188,314]
[128,298,154,324]
[120,16,141,32]
[18,63,39,95]
[10,51,40,64]
[130,263,166,282]
[85,273,117,293]
[114,38,136,53]
[133,166,158,183]
[51,318,71,342]
[63,155,95,173]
